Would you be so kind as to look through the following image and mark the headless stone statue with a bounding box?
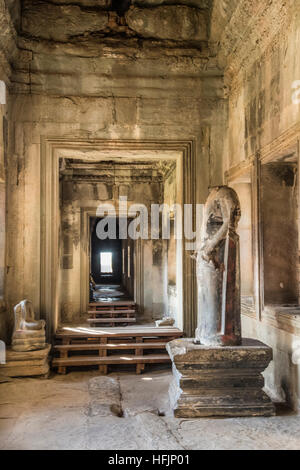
[194,186,242,346]
[168,186,274,417]
[12,300,46,352]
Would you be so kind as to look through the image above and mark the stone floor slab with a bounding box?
[0,370,299,450]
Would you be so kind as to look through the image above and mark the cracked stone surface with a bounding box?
[126,5,207,41]
[0,370,300,450]
[22,1,109,42]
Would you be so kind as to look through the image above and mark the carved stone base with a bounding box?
[12,328,46,352]
[0,344,51,378]
[166,338,275,418]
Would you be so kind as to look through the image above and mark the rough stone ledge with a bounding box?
[167,338,273,366]
[126,5,207,42]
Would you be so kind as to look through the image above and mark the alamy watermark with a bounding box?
[96,197,204,251]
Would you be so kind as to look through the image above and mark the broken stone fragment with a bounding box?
[155,317,175,327]
[126,5,207,41]
[22,1,109,42]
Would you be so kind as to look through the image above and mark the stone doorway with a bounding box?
[41,140,197,338]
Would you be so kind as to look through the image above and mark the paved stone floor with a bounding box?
[0,369,300,450]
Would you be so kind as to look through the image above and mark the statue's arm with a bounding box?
[202,198,233,262]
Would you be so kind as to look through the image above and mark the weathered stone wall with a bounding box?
[223,0,297,168]
[222,1,300,409]
[242,314,300,410]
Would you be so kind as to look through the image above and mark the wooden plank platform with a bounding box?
[87,318,136,324]
[56,326,182,340]
[89,301,136,307]
[53,354,170,366]
[88,300,137,326]
[53,326,183,374]
[88,309,136,315]
[52,354,170,375]
[54,342,167,351]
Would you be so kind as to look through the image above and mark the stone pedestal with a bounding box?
[167,338,275,418]
[0,344,51,378]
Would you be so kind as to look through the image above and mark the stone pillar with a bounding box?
[167,338,275,418]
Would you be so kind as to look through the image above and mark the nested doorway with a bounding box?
[89,217,135,302]
[41,139,197,337]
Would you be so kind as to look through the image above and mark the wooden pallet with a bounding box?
[53,326,183,374]
[52,354,170,375]
[54,342,168,352]
[89,301,136,307]
[88,301,137,327]
[87,317,136,325]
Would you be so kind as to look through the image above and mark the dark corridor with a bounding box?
[90,218,122,284]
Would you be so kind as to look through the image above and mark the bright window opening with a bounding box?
[100,252,113,273]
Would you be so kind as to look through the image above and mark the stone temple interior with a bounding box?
[1,0,300,451]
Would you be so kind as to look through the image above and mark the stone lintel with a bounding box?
[167,338,275,418]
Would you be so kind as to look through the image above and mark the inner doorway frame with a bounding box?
[81,213,138,315]
[41,139,197,337]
